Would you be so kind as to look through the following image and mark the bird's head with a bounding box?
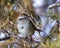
[16,14,30,24]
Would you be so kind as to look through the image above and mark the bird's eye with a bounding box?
[18,17,27,21]
[18,19,23,20]
[21,27,24,29]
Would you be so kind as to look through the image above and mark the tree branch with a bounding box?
[48,3,60,9]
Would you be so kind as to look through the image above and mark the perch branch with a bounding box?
[48,3,60,9]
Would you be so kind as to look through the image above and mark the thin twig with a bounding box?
[48,3,60,9]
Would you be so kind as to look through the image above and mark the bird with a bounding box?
[16,14,36,39]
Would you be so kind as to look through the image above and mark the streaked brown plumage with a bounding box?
[16,14,35,39]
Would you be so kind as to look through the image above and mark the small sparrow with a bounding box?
[16,14,35,39]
